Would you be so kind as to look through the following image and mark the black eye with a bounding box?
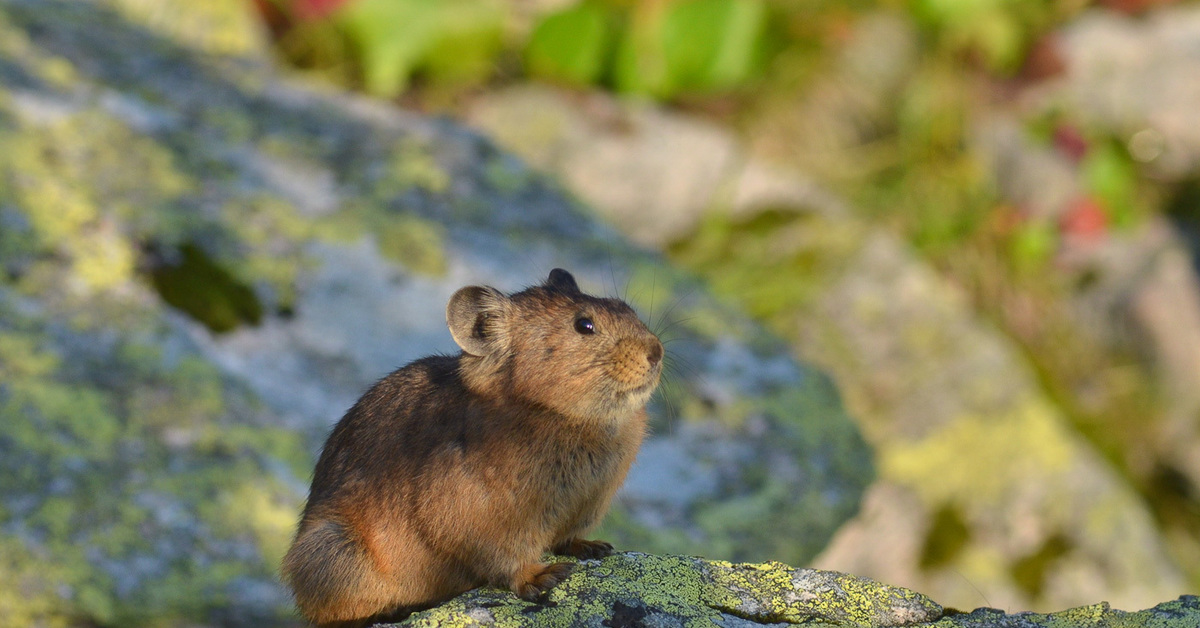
[574,317,595,335]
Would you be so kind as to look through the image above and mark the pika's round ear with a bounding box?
[545,268,580,293]
[447,286,508,356]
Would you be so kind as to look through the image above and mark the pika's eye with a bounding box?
[574,317,595,335]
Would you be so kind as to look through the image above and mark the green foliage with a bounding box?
[614,0,767,97]
[526,2,615,87]
[909,0,1052,74]
[1081,140,1139,229]
[333,0,505,96]
[669,209,864,327]
[275,0,771,101]
[1009,219,1056,276]
[262,0,1070,101]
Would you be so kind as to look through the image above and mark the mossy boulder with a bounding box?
[391,552,1200,628]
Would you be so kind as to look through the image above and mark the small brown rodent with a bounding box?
[281,269,663,627]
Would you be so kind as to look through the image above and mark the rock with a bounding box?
[1057,6,1200,177]
[466,84,846,248]
[386,552,1200,628]
[668,207,1188,611]
[0,0,871,624]
[399,552,945,627]
[796,230,1186,612]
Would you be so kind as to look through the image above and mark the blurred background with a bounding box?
[2,0,1199,625]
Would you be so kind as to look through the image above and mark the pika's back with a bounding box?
[305,355,469,507]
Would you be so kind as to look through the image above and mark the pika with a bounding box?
[281,269,663,627]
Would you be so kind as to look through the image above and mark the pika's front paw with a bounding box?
[512,561,575,601]
[552,537,614,560]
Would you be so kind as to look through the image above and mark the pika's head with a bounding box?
[447,269,663,421]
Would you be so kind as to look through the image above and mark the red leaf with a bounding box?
[1059,196,1109,241]
[292,0,353,21]
[1052,124,1089,164]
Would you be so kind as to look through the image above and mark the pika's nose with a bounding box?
[647,338,663,367]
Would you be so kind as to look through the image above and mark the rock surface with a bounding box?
[389,552,1200,628]
[466,85,847,248]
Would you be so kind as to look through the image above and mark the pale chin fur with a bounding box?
[611,371,662,417]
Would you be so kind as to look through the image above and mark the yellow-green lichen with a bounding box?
[0,537,72,628]
[223,194,319,310]
[926,596,1200,628]
[314,201,450,276]
[401,553,943,627]
[377,215,449,276]
[881,395,1073,504]
[380,138,452,197]
[0,307,305,625]
[109,0,265,58]
[0,111,192,296]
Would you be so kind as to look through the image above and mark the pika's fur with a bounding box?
[281,269,663,627]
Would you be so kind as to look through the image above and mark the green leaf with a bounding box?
[526,2,615,87]
[333,0,503,96]
[910,0,1039,74]
[615,0,766,99]
[1010,220,1056,275]
[1082,141,1138,228]
[662,0,765,91]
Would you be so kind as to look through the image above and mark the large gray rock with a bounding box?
[388,552,1200,628]
[0,0,870,624]
[1058,6,1200,178]
[467,85,847,248]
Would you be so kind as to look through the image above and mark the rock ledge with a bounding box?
[394,552,1198,627]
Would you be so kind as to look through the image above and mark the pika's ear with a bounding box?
[447,286,509,357]
[545,268,579,293]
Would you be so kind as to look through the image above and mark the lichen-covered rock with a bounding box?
[388,553,1200,628]
[0,0,871,625]
[398,553,944,628]
[929,596,1200,628]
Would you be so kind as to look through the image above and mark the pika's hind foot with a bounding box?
[553,537,614,560]
[512,561,575,601]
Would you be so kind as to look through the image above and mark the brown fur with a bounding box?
[281,269,663,627]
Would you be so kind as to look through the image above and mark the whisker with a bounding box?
[951,570,993,609]
[648,271,658,330]
[652,283,697,337]
[654,316,698,342]
[663,354,705,386]
[604,232,620,299]
[623,264,634,303]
